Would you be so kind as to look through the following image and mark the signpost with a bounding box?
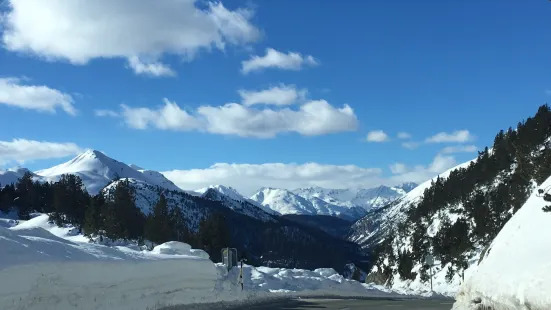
[221,248,238,271]
[424,254,435,292]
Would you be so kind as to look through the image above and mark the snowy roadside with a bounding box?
[0,213,422,310]
[452,176,551,310]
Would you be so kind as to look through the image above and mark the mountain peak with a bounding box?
[35,149,181,195]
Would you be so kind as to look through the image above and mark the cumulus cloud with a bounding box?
[397,132,411,139]
[162,154,459,196]
[440,145,478,154]
[425,130,474,143]
[95,109,119,117]
[238,84,307,106]
[0,139,82,166]
[127,56,176,77]
[387,154,458,186]
[0,77,76,115]
[389,163,408,174]
[108,98,358,138]
[366,130,389,142]
[241,48,318,74]
[2,0,260,74]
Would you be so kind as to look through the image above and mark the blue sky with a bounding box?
[0,0,550,194]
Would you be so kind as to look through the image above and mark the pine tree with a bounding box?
[14,171,36,220]
[144,194,173,244]
[103,179,145,240]
[198,213,231,262]
[83,194,105,236]
[51,174,89,229]
[0,184,16,214]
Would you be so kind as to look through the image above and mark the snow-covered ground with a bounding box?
[0,213,411,310]
[453,176,551,310]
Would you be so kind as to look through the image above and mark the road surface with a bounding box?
[165,297,454,310]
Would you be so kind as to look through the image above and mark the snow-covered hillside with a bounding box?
[294,183,417,211]
[35,150,181,194]
[251,187,366,221]
[453,177,551,310]
[349,161,474,249]
[0,215,217,310]
[249,183,416,221]
[0,167,38,186]
[103,179,275,228]
[0,213,402,310]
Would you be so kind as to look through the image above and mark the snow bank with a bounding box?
[0,219,217,310]
[0,213,405,309]
[151,241,210,259]
[453,176,551,310]
[216,264,404,299]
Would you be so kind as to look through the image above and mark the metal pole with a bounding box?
[430,266,433,292]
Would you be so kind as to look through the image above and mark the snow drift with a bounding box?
[0,217,217,310]
[453,176,551,310]
[0,213,406,310]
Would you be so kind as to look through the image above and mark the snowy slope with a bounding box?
[0,167,40,186]
[103,179,275,228]
[293,183,417,211]
[453,177,551,310]
[194,184,278,220]
[0,216,218,310]
[35,150,181,195]
[349,160,475,248]
[0,212,404,310]
[251,187,368,220]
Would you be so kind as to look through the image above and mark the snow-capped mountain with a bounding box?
[348,161,475,249]
[250,187,368,221]
[0,167,37,186]
[249,183,416,221]
[194,185,277,221]
[293,183,417,211]
[35,150,181,195]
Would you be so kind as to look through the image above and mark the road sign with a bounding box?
[424,254,434,266]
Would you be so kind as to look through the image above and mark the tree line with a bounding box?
[373,104,551,284]
[0,175,230,262]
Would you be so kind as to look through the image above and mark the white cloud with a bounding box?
[120,99,202,131]
[0,139,82,166]
[425,130,474,143]
[366,130,389,142]
[238,84,307,106]
[397,132,411,139]
[440,145,478,154]
[2,0,260,73]
[387,154,458,186]
[95,109,119,117]
[127,56,176,77]
[389,163,408,174]
[162,154,459,196]
[0,77,76,115]
[241,48,318,74]
[114,98,358,138]
[401,141,420,150]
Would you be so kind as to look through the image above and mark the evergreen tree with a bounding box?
[14,171,36,220]
[50,174,89,229]
[198,213,231,262]
[397,249,415,280]
[0,184,16,214]
[83,194,105,236]
[144,194,173,244]
[170,205,191,244]
[103,179,145,240]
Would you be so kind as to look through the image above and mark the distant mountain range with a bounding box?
[0,150,416,221]
[0,150,372,271]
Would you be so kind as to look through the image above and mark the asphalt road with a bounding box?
[165,297,454,310]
